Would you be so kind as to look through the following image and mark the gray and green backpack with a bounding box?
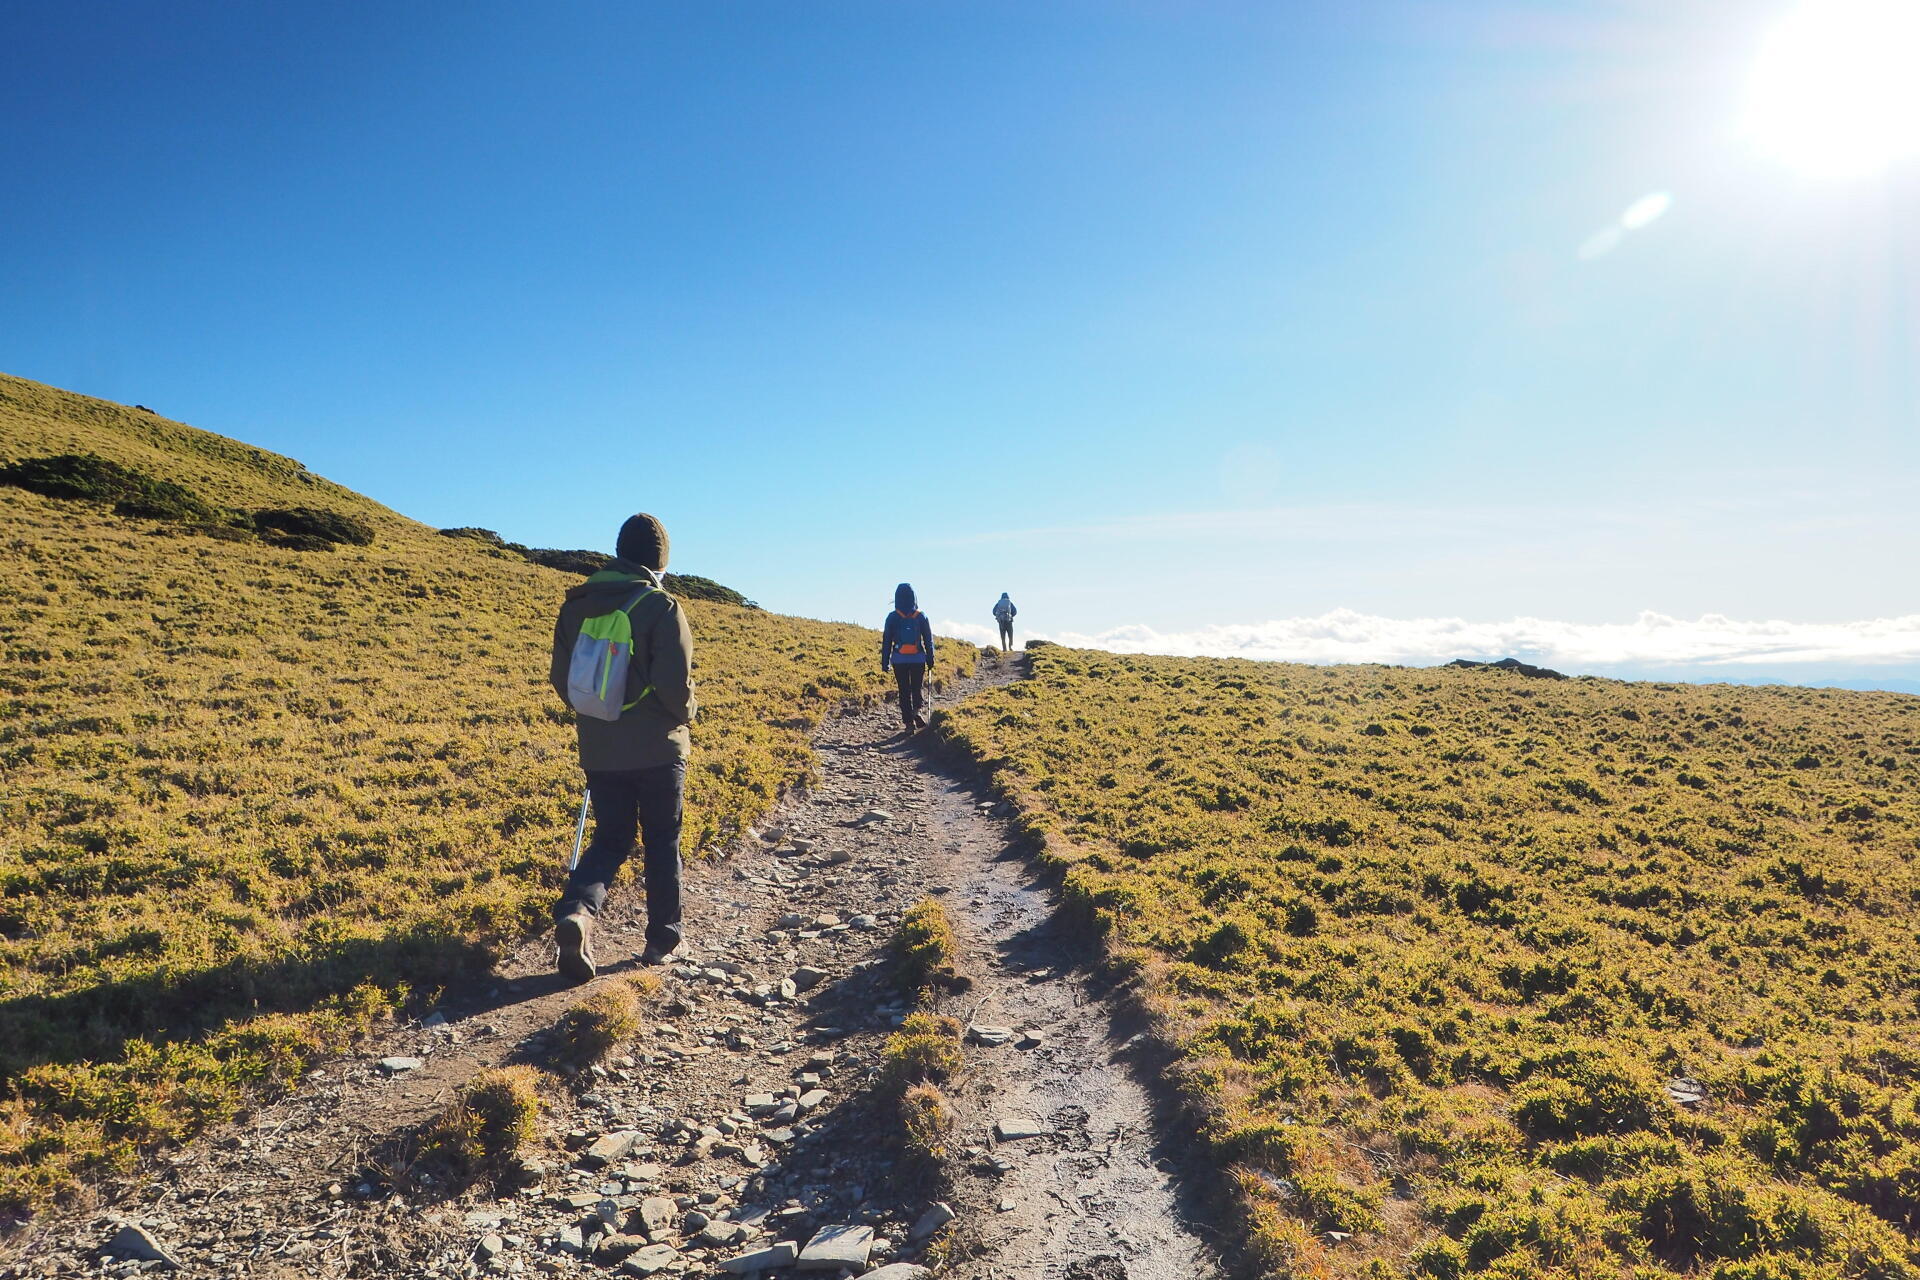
[565,584,664,721]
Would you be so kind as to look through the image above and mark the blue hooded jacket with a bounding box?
[881,583,935,667]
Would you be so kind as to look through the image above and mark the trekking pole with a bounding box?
[567,789,592,873]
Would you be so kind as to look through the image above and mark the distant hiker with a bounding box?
[882,583,936,732]
[992,592,1017,650]
[548,513,697,981]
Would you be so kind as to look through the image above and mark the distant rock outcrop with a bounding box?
[1446,657,1567,680]
[439,528,759,608]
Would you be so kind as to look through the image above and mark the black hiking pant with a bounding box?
[557,761,684,953]
[997,618,1014,649]
[892,662,927,726]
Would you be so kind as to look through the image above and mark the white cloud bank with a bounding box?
[936,610,1920,678]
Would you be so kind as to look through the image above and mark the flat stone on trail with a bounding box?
[743,1093,780,1114]
[790,966,829,991]
[854,809,893,825]
[910,1201,956,1239]
[104,1224,180,1269]
[593,1233,653,1262]
[638,1196,677,1235]
[721,1240,800,1273]
[966,1023,1015,1047]
[859,1267,933,1280]
[798,1223,875,1271]
[995,1113,1049,1141]
[580,1130,642,1168]
[698,1219,755,1247]
[377,1056,423,1074]
[618,1243,679,1276]
[775,913,806,929]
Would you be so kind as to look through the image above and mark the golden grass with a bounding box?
[554,975,658,1066]
[0,372,973,1223]
[938,645,1920,1279]
[898,1082,957,1166]
[414,1064,547,1185]
[882,1012,965,1091]
[889,896,962,996]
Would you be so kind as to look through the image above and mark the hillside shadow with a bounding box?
[0,923,499,1084]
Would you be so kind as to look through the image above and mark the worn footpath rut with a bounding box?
[5,655,1222,1280]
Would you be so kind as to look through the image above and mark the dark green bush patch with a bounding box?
[252,506,375,547]
[0,453,221,523]
[525,547,610,574]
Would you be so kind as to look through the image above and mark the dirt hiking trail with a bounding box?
[5,655,1224,1280]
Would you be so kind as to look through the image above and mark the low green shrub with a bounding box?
[553,974,659,1065]
[414,1065,546,1185]
[0,452,221,523]
[898,1082,956,1165]
[882,1012,965,1089]
[890,898,963,996]
[252,506,375,547]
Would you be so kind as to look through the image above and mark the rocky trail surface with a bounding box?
[4,655,1222,1280]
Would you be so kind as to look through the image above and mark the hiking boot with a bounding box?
[556,911,596,983]
[639,939,680,966]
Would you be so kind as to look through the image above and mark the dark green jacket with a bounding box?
[549,561,697,771]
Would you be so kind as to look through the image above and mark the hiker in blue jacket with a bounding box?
[992,592,1017,650]
[881,583,936,732]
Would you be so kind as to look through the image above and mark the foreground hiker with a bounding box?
[993,591,1017,650]
[549,513,697,981]
[881,582,936,732]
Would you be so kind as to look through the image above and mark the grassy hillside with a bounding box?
[939,647,1920,1280]
[0,373,973,1223]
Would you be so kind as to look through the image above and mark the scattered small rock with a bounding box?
[798,1223,875,1271]
[995,1113,1049,1141]
[1666,1076,1708,1106]
[377,1056,423,1074]
[593,1232,654,1262]
[618,1243,680,1276]
[909,1202,956,1240]
[721,1240,800,1273]
[104,1224,180,1270]
[580,1130,643,1169]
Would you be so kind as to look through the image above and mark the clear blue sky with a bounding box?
[5,2,1917,676]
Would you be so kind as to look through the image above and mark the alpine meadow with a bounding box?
[7,372,1920,1278]
[0,373,975,1223]
[936,646,1920,1280]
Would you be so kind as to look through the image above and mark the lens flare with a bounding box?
[1745,0,1920,178]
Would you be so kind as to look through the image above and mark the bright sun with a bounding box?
[1745,0,1920,178]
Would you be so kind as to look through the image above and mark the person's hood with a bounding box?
[895,583,917,613]
[566,561,664,605]
[998,593,1011,600]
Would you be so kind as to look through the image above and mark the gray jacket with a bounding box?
[548,561,697,771]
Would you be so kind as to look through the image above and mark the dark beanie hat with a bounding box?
[895,582,917,612]
[616,513,669,570]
